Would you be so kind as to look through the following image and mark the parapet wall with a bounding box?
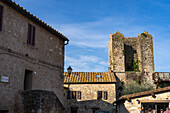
[115,72,141,82]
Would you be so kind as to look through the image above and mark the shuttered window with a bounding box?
[97,91,108,100]
[0,5,3,31]
[27,23,36,46]
[67,91,81,100]
[103,91,108,100]
[77,91,81,100]
[72,91,76,99]
[97,91,102,100]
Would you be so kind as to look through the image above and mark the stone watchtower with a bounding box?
[108,31,155,82]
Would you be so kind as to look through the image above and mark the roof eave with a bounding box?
[119,87,170,100]
[1,0,69,42]
[64,82,116,84]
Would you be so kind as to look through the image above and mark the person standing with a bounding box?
[148,108,152,113]
[160,109,164,113]
[164,107,170,113]
[152,109,156,113]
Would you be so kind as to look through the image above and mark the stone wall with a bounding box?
[109,31,125,72]
[64,83,116,113]
[0,49,66,112]
[0,1,66,112]
[115,72,143,83]
[68,100,116,113]
[0,1,65,67]
[108,31,155,83]
[117,92,170,113]
[22,90,64,113]
[137,33,155,81]
[123,37,138,71]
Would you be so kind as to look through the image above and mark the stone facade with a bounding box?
[64,84,116,113]
[0,0,68,113]
[108,31,155,82]
[63,31,157,113]
[64,72,116,113]
[116,88,170,113]
[22,90,64,113]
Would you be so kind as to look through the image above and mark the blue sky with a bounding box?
[13,0,170,72]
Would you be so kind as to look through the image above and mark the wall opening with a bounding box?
[124,44,136,71]
[0,110,9,113]
[92,108,99,113]
[24,69,33,90]
[142,103,169,113]
[97,91,102,100]
[71,108,78,113]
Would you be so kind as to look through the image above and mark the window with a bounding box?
[103,91,108,100]
[27,23,36,46]
[97,91,102,100]
[97,91,108,100]
[0,5,3,31]
[67,91,81,100]
[77,91,81,99]
[72,91,76,99]
[96,75,101,78]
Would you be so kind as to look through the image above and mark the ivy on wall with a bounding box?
[133,59,140,71]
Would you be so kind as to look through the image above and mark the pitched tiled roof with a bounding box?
[1,0,69,42]
[64,72,116,83]
[120,86,170,100]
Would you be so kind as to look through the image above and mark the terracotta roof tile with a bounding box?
[120,86,170,100]
[64,72,116,83]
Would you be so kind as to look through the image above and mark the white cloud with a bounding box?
[99,61,108,66]
[65,55,108,72]
[56,17,170,72]
[54,17,148,49]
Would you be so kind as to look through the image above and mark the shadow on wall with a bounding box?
[69,99,116,113]
[115,100,130,113]
[113,72,123,99]
[124,44,136,71]
[22,90,65,113]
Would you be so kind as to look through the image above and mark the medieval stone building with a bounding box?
[0,0,169,112]
[64,72,116,113]
[108,31,154,83]
[0,0,69,113]
[115,86,170,113]
[64,31,170,113]
[110,32,170,113]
